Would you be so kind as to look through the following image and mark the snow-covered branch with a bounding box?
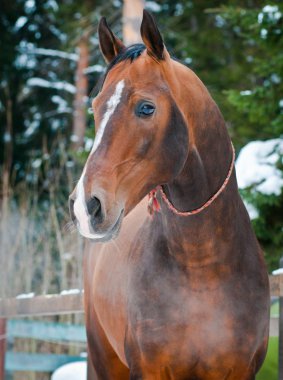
[83,64,104,74]
[27,47,79,61]
[236,138,283,196]
[27,78,76,94]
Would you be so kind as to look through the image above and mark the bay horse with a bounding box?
[69,10,270,380]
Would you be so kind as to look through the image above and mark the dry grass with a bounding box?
[0,145,87,379]
[0,142,85,298]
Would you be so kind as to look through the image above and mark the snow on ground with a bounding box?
[272,268,283,275]
[16,292,35,299]
[60,289,81,295]
[236,138,283,196]
[51,362,87,380]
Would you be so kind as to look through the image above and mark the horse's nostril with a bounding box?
[87,196,103,224]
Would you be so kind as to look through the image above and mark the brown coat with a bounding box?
[70,11,270,380]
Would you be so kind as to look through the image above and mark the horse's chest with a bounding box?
[125,248,265,376]
[126,257,212,361]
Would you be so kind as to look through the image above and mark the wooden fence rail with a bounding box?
[0,292,85,380]
[5,319,87,373]
[0,276,282,379]
[0,292,84,318]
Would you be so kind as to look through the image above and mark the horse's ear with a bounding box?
[140,10,164,61]
[98,17,125,64]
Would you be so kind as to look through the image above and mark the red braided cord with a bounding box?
[148,142,235,217]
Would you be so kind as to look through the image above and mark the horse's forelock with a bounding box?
[90,44,146,98]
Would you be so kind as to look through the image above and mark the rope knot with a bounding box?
[148,187,161,216]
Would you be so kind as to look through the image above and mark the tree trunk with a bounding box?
[72,35,89,150]
[123,0,145,45]
[0,88,13,297]
[1,89,13,205]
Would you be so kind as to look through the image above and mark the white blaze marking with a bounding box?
[73,80,125,238]
[91,79,125,154]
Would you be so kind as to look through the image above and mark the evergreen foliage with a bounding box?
[155,1,283,270]
[218,4,283,270]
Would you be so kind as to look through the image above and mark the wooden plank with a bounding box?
[7,320,87,343]
[270,275,281,297]
[0,319,6,380]
[270,317,279,337]
[0,293,84,318]
[5,352,86,372]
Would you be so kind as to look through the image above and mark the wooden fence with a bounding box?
[5,319,87,372]
[0,292,95,380]
[0,275,282,380]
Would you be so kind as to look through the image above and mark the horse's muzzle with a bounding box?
[68,192,124,242]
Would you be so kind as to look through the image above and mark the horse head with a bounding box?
[69,10,230,241]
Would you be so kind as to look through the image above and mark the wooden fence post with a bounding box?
[279,257,283,380]
[0,318,6,380]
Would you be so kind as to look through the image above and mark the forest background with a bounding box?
[1,0,283,301]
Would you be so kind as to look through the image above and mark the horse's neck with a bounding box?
[160,94,242,266]
[163,61,234,212]
[164,97,233,211]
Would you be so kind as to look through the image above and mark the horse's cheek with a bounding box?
[136,135,154,158]
[159,106,188,179]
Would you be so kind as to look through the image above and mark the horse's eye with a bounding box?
[135,102,155,118]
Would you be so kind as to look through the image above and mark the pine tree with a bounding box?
[219,3,283,270]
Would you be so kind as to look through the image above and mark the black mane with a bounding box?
[107,43,146,73]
